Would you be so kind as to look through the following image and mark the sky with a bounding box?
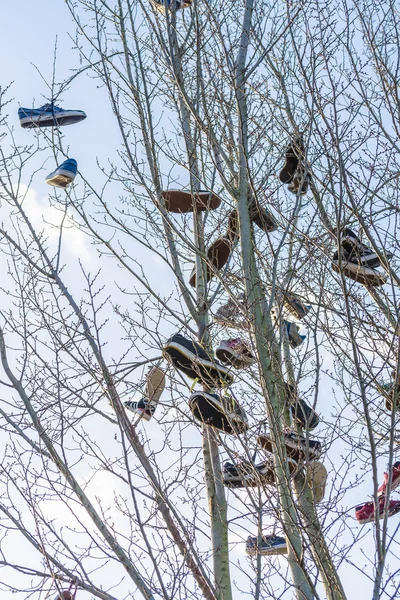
[1,1,400,600]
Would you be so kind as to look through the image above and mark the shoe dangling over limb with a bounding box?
[248,198,277,233]
[124,365,166,421]
[277,288,311,320]
[284,320,306,348]
[279,136,305,184]
[149,0,192,13]
[215,338,255,369]
[188,390,248,434]
[189,237,232,287]
[257,431,322,462]
[287,168,311,196]
[222,456,297,488]
[162,333,233,387]
[46,158,78,189]
[161,189,222,213]
[377,461,400,497]
[306,461,328,503]
[331,250,387,286]
[284,383,320,430]
[19,103,87,128]
[355,496,400,524]
[340,228,393,267]
[246,534,288,556]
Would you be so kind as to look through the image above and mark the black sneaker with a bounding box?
[162,333,233,387]
[222,457,297,488]
[332,250,387,286]
[340,229,393,268]
[292,397,319,431]
[124,399,156,421]
[258,432,322,461]
[249,199,277,233]
[189,391,248,434]
[279,138,303,184]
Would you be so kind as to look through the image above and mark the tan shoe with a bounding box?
[306,461,327,503]
[145,365,166,403]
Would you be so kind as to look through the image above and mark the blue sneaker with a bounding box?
[149,0,192,12]
[45,158,78,188]
[18,103,86,129]
[246,534,287,556]
[284,320,306,348]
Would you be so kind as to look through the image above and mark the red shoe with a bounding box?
[377,461,400,497]
[355,498,400,524]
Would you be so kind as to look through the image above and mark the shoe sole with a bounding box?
[45,170,76,188]
[332,261,387,286]
[357,504,400,524]
[215,346,255,369]
[20,111,86,128]
[377,475,400,497]
[246,544,288,556]
[189,238,232,287]
[162,341,233,386]
[146,366,165,403]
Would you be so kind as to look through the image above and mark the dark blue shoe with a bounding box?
[46,158,78,188]
[18,104,86,129]
[189,391,248,434]
[246,534,287,556]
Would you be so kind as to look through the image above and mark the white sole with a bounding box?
[164,341,231,379]
[46,170,76,188]
[20,110,85,127]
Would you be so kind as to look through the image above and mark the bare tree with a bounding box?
[0,0,400,598]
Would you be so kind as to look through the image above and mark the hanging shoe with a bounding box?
[257,431,322,461]
[306,461,328,503]
[222,457,297,488]
[124,365,165,421]
[18,104,86,128]
[54,593,73,600]
[215,338,255,369]
[278,288,311,320]
[377,461,400,497]
[149,0,192,12]
[355,497,400,524]
[45,158,78,188]
[214,294,249,330]
[382,376,400,412]
[279,137,304,184]
[161,189,221,213]
[162,333,233,387]
[332,251,387,286]
[249,199,277,233]
[287,169,310,196]
[284,320,306,348]
[340,229,393,267]
[284,383,320,430]
[189,391,248,434]
[189,237,232,287]
[246,534,287,556]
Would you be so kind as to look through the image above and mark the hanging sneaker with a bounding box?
[287,169,310,196]
[222,457,297,488]
[377,461,400,497]
[278,288,311,320]
[214,294,249,330]
[189,391,248,434]
[162,333,233,387]
[246,534,287,556]
[257,431,322,461]
[124,365,165,421]
[355,498,400,524]
[189,237,232,287]
[284,320,306,348]
[18,104,86,128]
[45,158,78,188]
[54,592,73,600]
[215,338,255,369]
[306,461,328,503]
[331,250,387,286]
[149,0,192,12]
[340,229,393,267]
[284,384,320,430]
[161,189,221,213]
[279,137,304,184]
[249,199,277,233]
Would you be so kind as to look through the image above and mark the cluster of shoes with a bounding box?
[18,103,86,188]
[332,228,392,286]
[355,462,400,524]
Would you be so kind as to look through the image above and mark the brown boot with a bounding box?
[161,189,222,213]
